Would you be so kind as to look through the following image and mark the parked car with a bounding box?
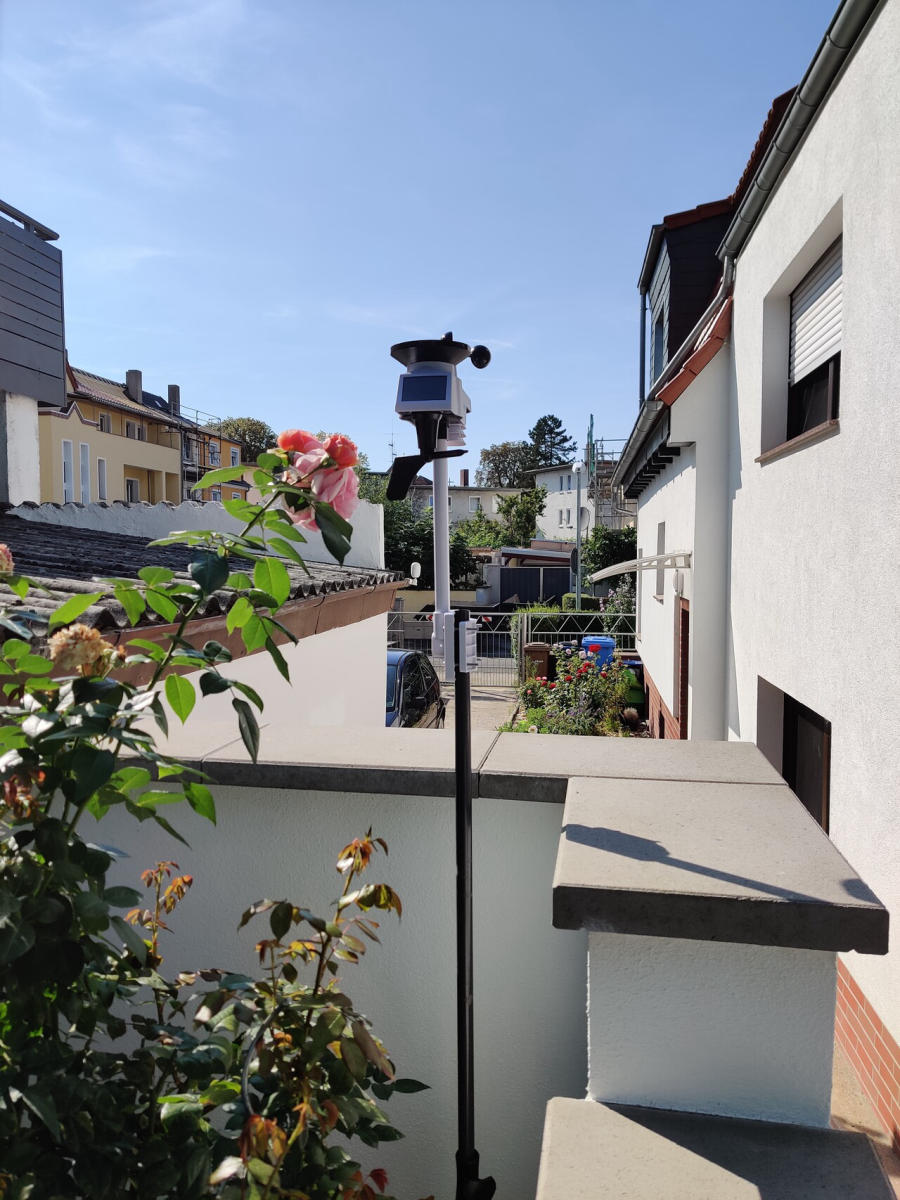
[386,649,446,728]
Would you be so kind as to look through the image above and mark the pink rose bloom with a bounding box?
[290,465,359,531]
[278,429,324,454]
[290,446,328,478]
[313,465,358,518]
[323,433,358,468]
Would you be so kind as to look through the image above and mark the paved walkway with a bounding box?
[442,684,518,732]
[832,1042,900,1194]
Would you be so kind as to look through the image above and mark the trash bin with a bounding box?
[621,658,646,712]
[523,642,552,682]
[581,635,615,668]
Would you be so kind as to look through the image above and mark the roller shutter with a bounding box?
[789,238,842,384]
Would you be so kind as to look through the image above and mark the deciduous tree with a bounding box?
[216,416,277,463]
[474,441,534,488]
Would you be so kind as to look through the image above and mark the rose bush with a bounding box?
[0,437,430,1200]
[503,647,631,737]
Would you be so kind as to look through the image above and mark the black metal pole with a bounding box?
[454,609,495,1200]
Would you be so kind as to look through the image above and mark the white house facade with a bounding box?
[612,0,900,1150]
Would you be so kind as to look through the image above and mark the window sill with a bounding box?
[756,419,839,465]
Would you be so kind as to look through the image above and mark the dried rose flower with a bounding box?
[0,544,13,576]
[48,623,123,675]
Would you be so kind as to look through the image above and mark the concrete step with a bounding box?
[536,1097,894,1199]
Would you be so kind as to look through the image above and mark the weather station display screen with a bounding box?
[398,374,450,406]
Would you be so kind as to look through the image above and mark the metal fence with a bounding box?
[387,609,637,688]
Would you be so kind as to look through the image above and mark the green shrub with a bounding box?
[508,646,631,736]
[561,593,603,612]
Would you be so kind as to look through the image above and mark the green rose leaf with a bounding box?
[253,557,291,606]
[232,697,260,762]
[165,674,196,723]
[195,465,247,489]
[138,566,175,586]
[114,583,147,625]
[185,781,216,824]
[226,596,253,634]
[189,552,229,595]
[48,592,104,630]
[315,503,352,565]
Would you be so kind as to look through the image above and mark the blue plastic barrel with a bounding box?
[581,635,615,668]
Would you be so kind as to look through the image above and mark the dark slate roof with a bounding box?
[0,513,401,634]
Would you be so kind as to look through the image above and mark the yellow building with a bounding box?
[37,364,246,505]
[181,421,245,504]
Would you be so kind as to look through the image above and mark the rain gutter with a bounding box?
[718,0,883,260]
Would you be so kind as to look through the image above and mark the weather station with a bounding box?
[387,333,495,1200]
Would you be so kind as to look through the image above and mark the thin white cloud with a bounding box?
[81,245,175,274]
[2,55,91,132]
[61,0,250,91]
[113,103,231,187]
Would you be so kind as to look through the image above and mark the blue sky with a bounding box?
[1,0,834,472]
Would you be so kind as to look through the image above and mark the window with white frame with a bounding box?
[209,443,221,466]
[98,412,111,433]
[559,475,564,492]
[469,496,482,513]
[79,443,90,504]
[125,420,141,440]
[231,491,241,500]
[230,447,240,466]
[565,508,571,526]
[210,488,222,501]
[558,509,564,526]
[125,477,140,502]
[61,441,74,502]
[786,238,842,441]
[97,458,107,501]
[567,474,572,491]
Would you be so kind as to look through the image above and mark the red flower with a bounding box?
[323,432,359,468]
[601,671,608,678]
[277,428,323,453]
[548,682,556,689]
[565,675,572,682]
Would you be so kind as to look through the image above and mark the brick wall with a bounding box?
[645,666,681,740]
[836,960,900,1152]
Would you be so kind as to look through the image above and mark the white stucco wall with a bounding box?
[10,497,386,571]
[725,0,900,1043]
[4,393,41,504]
[587,932,836,1126]
[635,447,695,719]
[100,785,587,1200]
[172,613,388,731]
[668,351,731,738]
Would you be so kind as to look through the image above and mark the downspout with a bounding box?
[638,288,647,404]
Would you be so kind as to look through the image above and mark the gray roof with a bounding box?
[0,513,400,634]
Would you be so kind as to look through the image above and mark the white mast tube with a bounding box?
[432,436,453,679]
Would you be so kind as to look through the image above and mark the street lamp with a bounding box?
[574,460,583,612]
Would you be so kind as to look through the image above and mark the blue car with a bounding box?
[386,649,446,728]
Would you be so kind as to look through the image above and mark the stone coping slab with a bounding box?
[553,778,888,953]
[146,725,789,805]
[480,734,785,803]
[535,1098,894,1200]
[149,722,502,798]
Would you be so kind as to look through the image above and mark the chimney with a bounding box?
[460,468,469,486]
[167,384,181,417]
[125,369,142,404]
